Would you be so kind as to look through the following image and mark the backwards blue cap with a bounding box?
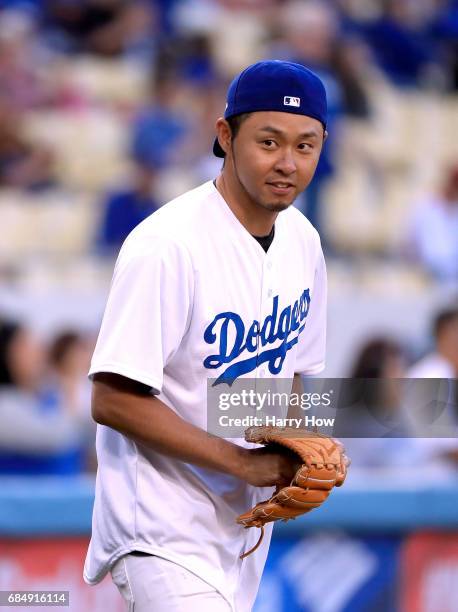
[213,60,327,157]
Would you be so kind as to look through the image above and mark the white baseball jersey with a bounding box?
[408,352,455,378]
[407,352,458,462]
[83,180,327,611]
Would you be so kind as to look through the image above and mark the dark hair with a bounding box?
[434,307,458,340]
[0,319,21,386]
[49,331,81,368]
[344,337,404,414]
[350,338,403,378]
[227,113,252,140]
[221,113,251,164]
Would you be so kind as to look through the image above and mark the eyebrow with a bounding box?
[257,126,320,139]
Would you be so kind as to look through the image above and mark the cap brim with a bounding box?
[213,137,225,158]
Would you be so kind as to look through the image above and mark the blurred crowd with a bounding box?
[0,317,95,474]
[0,0,455,266]
[0,0,456,476]
[340,305,458,477]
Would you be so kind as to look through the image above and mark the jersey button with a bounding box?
[267,289,273,298]
[266,261,272,270]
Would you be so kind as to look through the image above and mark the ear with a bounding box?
[215,118,232,156]
[323,129,329,142]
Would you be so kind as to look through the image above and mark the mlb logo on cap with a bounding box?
[284,96,300,107]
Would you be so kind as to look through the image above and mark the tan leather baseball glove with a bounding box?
[237,426,349,558]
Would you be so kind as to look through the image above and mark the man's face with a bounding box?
[228,111,325,213]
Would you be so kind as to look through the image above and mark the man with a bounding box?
[409,307,458,379]
[84,60,331,611]
[407,306,458,469]
[408,165,458,282]
[95,161,159,254]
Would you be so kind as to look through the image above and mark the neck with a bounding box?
[215,168,277,236]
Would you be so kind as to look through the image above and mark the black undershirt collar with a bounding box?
[252,226,275,252]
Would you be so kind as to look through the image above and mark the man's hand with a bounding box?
[235,426,349,558]
[237,446,302,488]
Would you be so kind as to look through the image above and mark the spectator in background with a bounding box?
[0,95,55,190]
[130,69,190,169]
[407,306,458,468]
[45,0,157,62]
[357,0,442,88]
[95,160,160,254]
[334,336,411,471]
[94,65,194,254]
[0,9,51,112]
[137,41,222,172]
[409,306,458,379]
[350,337,406,379]
[339,335,458,474]
[47,330,96,471]
[335,337,408,439]
[0,319,87,475]
[330,34,372,120]
[48,330,93,420]
[407,164,458,283]
[172,33,217,86]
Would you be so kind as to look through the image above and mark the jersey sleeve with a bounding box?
[89,233,194,393]
[294,241,327,375]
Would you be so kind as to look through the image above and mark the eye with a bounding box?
[298,143,313,151]
[262,139,276,148]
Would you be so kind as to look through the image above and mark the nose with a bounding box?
[273,148,297,175]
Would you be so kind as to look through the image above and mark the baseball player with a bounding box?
[84,60,341,611]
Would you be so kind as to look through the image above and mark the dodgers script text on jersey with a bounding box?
[204,290,311,385]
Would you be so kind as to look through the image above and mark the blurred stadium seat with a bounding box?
[23,110,130,191]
